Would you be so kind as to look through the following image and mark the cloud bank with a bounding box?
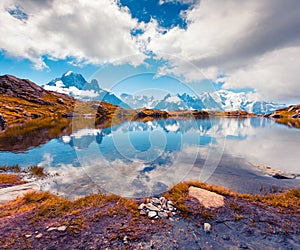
[0,0,145,69]
[0,0,299,102]
[139,0,300,101]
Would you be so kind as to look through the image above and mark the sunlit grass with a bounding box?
[0,173,26,186]
[163,181,300,217]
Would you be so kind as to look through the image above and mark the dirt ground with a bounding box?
[0,191,299,250]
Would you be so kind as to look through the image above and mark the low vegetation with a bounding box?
[163,181,300,217]
[0,165,47,188]
[0,179,299,249]
[28,166,47,178]
[0,173,26,187]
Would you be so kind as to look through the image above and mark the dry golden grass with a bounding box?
[163,180,300,216]
[0,173,26,186]
[0,94,74,125]
[0,191,139,220]
[28,166,46,178]
[0,181,299,228]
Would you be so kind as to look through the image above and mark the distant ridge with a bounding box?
[120,91,286,114]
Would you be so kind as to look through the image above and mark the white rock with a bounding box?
[36,233,43,239]
[158,211,168,219]
[204,223,211,233]
[167,200,174,206]
[57,226,67,231]
[151,198,160,205]
[25,234,32,238]
[47,227,57,232]
[148,211,157,219]
[139,210,147,216]
[138,203,146,210]
[146,203,160,211]
[123,235,129,244]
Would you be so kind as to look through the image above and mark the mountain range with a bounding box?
[44,72,285,114]
[43,71,129,108]
[121,91,285,114]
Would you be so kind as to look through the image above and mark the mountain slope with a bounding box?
[44,72,129,108]
[0,74,75,126]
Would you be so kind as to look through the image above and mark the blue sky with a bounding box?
[0,0,299,102]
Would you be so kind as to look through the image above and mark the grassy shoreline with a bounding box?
[0,169,299,249]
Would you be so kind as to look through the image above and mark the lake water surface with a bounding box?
[0,117,299,198]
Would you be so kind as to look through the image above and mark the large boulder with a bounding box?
[188,186,225,208]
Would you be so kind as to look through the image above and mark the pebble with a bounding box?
[151,198,160,205]
[138,203,146,210]
[148,211,158,219]
[57,226,67,231]
[47,227,57,232]
[204,223,211,233]
[158,211,168,218]
[140,210,147,216]
[123,235,129,244]
[25,234,32,238]
[36,233,43,239]
[146,203,160,211]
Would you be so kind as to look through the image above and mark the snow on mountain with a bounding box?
[45,72,285,114]
[120,90,285,114]
[120,93,160,109]
[44,72,129,108]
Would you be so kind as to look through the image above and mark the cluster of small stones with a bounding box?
[138,197,177,219]
[24,225,67,239]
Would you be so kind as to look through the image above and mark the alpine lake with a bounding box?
[1,116,299,198]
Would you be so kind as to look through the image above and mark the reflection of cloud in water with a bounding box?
[38,153,53,167]
[222,125,300,173]
[74,142,201,197]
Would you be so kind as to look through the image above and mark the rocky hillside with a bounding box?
[267,104,300,128]
[268,104,300,118]
[0,75,75,128]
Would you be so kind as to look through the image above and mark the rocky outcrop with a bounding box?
[266,104,300,128]
[135,109,170,119]
[268,104,300,119]
[253,163,299,179]
[0,75,72,104]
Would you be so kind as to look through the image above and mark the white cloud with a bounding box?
[138,0,300,102]
[0,0,145,69]
[222,46,300,102]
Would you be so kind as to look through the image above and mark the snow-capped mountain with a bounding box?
[120,90,285,114]
[120,93,160,109]
[43,71,129,108]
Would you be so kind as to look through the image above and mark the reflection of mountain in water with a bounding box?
[0,118,73,152]
[63,118,271,151]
